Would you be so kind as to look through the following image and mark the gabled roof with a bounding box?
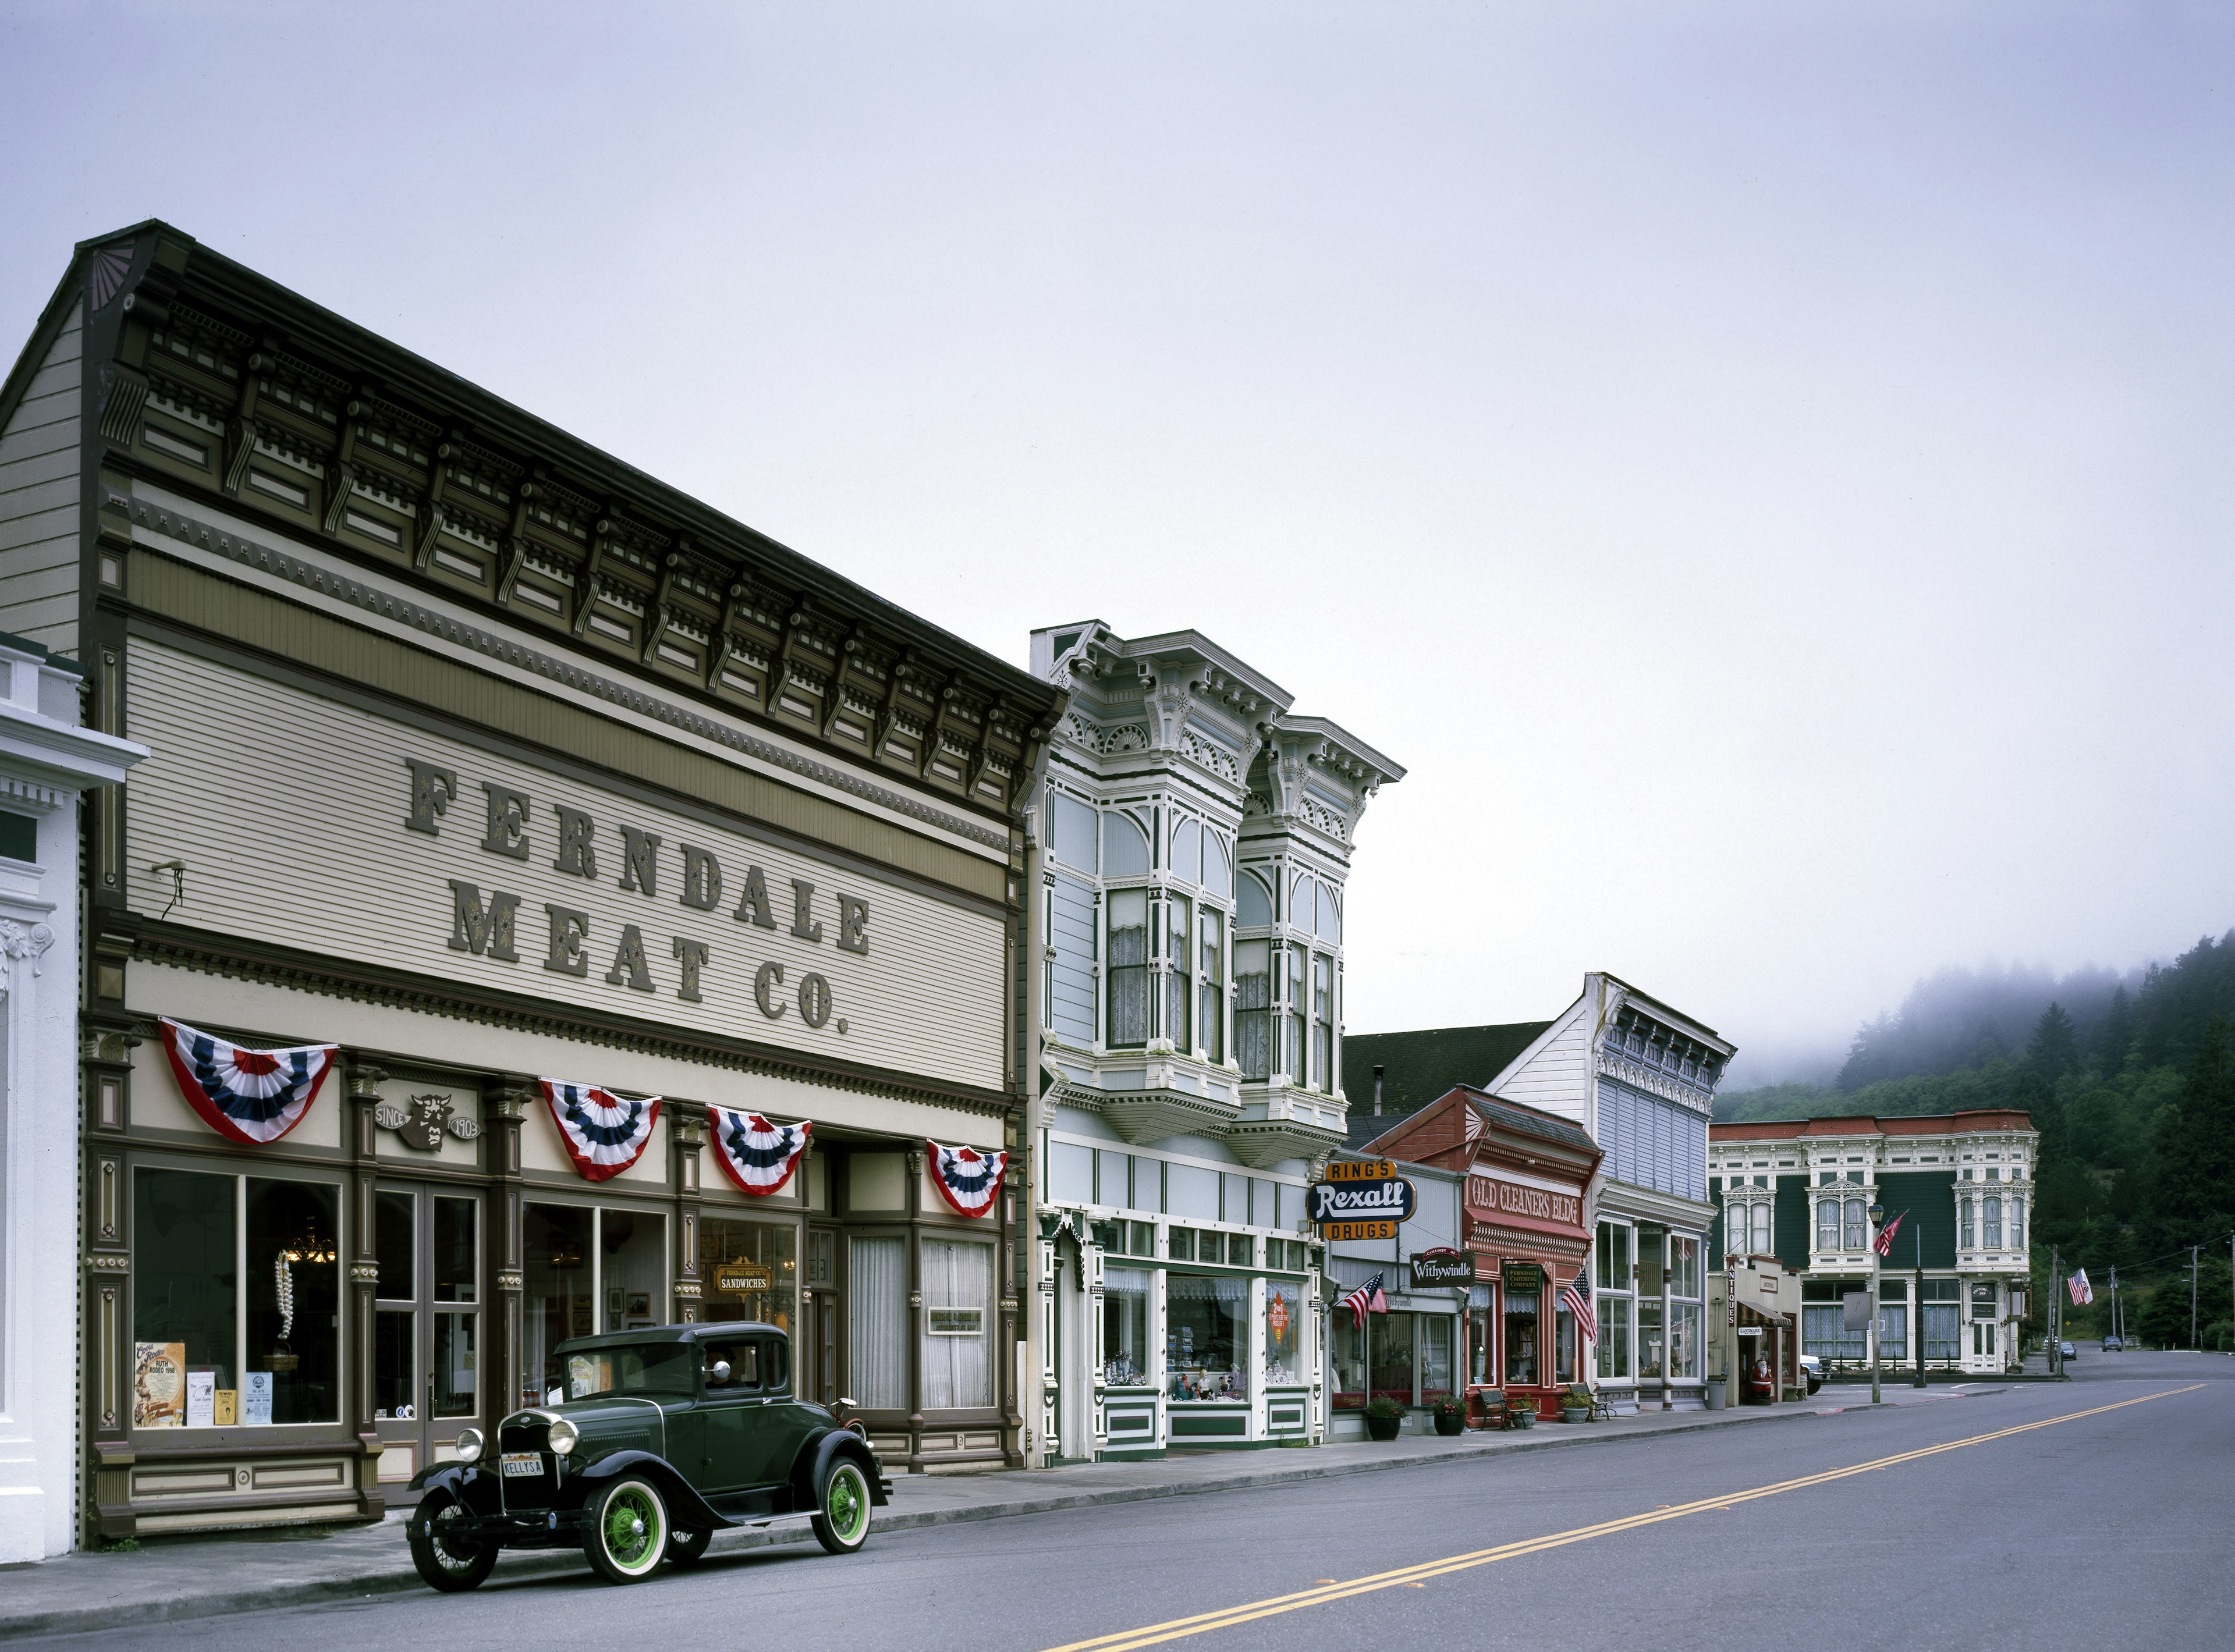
[1465,1088,1598,1156]
[1344,1022,1555,1136]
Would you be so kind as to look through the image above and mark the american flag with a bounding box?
[1872,1209,1908,1257]
[2067,1269,2092,1306]
[1341,1272,1388,1328]
[1559,1273,1595,1342]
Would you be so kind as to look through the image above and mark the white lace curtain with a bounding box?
[848,1235,907,1410]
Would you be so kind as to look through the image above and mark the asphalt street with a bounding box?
[34,1347,2234,1652]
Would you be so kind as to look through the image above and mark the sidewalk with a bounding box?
[0,1392,1961,1639]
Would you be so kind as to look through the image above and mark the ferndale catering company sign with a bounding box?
[1308,1160,1417,1242]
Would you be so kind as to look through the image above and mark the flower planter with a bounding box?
[1364,1412,1403,1441]
[1432,1410,1466,1437]
[1561,1406,1590,1424]
[1513,1408,1537,1429]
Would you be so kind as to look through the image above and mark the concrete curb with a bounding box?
[0,1405,1834,1640]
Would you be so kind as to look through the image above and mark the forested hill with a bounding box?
[1714,930,2235,1349]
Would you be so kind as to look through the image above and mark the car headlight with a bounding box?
[547,1418,579,1456]
[455,1427,484,1465]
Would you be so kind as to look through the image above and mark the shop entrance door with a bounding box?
[372,1184,483,1488]
[804,1227,841,1406]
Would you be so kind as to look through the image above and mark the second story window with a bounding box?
[1165,894,1191,1054]
[1198,910,1224,1065]
[1235,940,1271,1080]
[1959,1195,1975,1248]
[1842,1199,1865,1250]
[1817,1200,1839,1250]
[1107,890,1149,1048]
[1287,944,1307,1085]
[1983,1196,2002,1248]
[1312,955,1333,1092]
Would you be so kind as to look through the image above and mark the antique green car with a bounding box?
[406,1322,889,1589]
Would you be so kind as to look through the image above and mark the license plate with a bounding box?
[499,1453,545,1478]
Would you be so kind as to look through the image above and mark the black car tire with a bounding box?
[583,1476,670,1585]
[811,1459,873,1555]
[409,1491,499,1593]
[666,1527,712,1566]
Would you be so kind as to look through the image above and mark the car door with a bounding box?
[692,1339,765,1495]
[747,1337,822,1500]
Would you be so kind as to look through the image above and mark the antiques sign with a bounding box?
[1467,1175,1582,1229]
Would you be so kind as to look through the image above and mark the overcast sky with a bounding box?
[6,3,2231,1083]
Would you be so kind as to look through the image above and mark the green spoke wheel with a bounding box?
[583,1477,669,1585]
[408,1493,498,1593]
[812,1460,872,1555]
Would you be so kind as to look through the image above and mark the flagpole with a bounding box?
[1912,1220,1927,1388]
[1867,1199,1883,1406]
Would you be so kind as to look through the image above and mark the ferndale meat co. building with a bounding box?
[1,223,1063,1541]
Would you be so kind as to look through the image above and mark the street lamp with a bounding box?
[1867,1199,1885,1406]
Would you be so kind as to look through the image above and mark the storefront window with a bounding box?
[1332,1310,1367,1408]
[1264,1278,1300,1385]
[1420,1315,1454,1402]
[525,1205,593,1406]
[1669,1303,1700,1379]
[1468,1291,1491,1385]
[1554,1302,1577,1384]
[598,1210,666,1333]
[1670,1235,1698,1300]
[1104,1267,1151,1385]
[1371,1312,1414,1404]
[1922,1280,1961,1363]
[132,1169,236,1428]
[1503,1291,1540,1385]
[1168,1273,1246,1400]
[849,1234,909,1410]
[1879,1282,1908,1360]
[1595,1294,1631,1381]
[922,1238,994,1409]
[246,1179,341,1424]
[700,1217,797,1333]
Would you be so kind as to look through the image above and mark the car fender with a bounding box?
[574,1450,735,1530]
[404,1462,502,1516]
[794,1428,889,1509]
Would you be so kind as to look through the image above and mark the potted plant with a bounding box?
[1513,1397,1537,1428]
[1429,1397,1466,1437]
[1363,1396,1404,1441]
[1560,1384,1592,1424]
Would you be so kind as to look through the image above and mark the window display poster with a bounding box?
[185,1367,217,1429]
[214,1389,239,1426]
[243,1371,274,1427]
[133,1342,186,1428]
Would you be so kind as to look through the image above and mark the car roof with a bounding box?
[552,1320,784,1355]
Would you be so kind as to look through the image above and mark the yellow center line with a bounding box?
[1042,1385,2204,1652]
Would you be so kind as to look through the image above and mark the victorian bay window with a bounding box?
[1235,939,1271,1079]
[1287,944,1307,1085]
[1842,1198,1866,1250]
[1165,893,1192,1053]
[1725,1200,1746,1257]
[1751,1202,1772,1257]
[1107,889,1150,1048]
[1817,1199,1839,1250]
[1983,1196,2003,1249]
[1198,910,1225,1064]
[2010,1195,2025,1249]
[1312,955,1333,1091]
[1959,1196,1975,1249]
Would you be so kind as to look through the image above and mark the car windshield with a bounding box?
[561,1342,697,1399]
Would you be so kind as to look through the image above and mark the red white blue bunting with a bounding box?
[540,1078,662,1182]
[709,1109,811,1196]
[928,1139,1007,1219]
[160,1017,338,1146]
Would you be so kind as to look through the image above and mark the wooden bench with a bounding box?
[1469,1387,1511,1430]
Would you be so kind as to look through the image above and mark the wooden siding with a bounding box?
[126,641,1007,1092]
[0,300,81,653]
[127,548,1006,902]
[1493,1009,1590,1124]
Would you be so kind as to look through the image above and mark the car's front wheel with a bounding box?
[811,1459,872,1555]
[582,1477,669,1585]
[408,1491,498,1592]
[666,1527,712,1566]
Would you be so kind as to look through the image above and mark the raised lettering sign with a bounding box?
[1467,1175,1581,1230]
[1307,1178,1417,1225]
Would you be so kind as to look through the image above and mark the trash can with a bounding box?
[1705,1377,1727,1410]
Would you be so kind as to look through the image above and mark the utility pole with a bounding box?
[2048,1245,2060,1376]
[1868,1199,1885,1404]
[2191,1246,2200,1351]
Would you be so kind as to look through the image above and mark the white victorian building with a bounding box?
[0,634,147,1559]
[1023,622,1402,1463]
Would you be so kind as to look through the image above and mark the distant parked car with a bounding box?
[2100,1336,2123,1352]
[1798,1353,1824,1395]
[2059,1341,2078,1360]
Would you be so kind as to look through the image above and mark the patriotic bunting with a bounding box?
[928,1139,1008,1218]
[709,1109,811,1196]
[540,1078,662,1182]
[159,1017,338,1146]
